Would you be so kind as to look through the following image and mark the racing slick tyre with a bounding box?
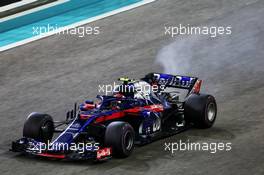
[23,113,54,142]
[105,121,135,158]
[184,94,217,128]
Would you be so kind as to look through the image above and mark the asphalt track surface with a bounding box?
[1,0,264,174]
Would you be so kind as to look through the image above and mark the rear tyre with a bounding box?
[184,94,217,128]
[23,113,54,142]
[105,121,135,158]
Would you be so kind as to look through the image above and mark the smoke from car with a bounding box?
[155,21,260,97]
[155,28,258,79]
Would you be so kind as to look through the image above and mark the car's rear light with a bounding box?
[192,80,202,94]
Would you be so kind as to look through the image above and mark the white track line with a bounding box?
[0,0,156,52]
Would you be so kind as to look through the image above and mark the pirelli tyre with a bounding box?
[23,113,54,142]
[105,121,135,158]
[184,94,217,128]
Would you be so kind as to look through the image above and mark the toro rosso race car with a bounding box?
[11,73,217,161]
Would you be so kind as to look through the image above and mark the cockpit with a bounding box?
[113,80,154,99]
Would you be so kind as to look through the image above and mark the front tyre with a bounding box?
[184,94,217,128]
[23,113,54,142]
[105,121,135,158]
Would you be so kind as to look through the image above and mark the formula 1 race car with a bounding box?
[11,73,217,161]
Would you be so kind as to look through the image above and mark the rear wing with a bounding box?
[142,73,201,94]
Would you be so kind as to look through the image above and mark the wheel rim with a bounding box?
[153,116,161,132]
[207,103,216,122]
[124,132,133,150]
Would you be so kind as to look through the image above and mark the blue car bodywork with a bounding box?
[11,73,203,161]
